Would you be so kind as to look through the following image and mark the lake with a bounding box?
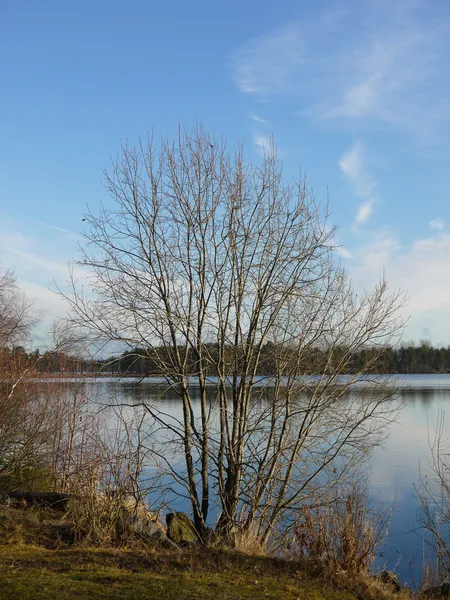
[369,375,450,585]
[68,374,450,586]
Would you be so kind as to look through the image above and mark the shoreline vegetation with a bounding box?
[0,501,413,600]
[0,481,446,599]
[10,342,450,377]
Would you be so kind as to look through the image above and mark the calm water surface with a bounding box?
[76,374,450,585]
[369,375,450,584]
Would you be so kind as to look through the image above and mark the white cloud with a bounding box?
[231,24,304,96]
[38,221,81,240]
[339,143,375,197]
[355,200,374,226]
[339,142,377,226]
[336,246,352,260]
[249,113,271,125]
[319,25,435,128]
[350,230,399,278]
[318,7,450,143]
[7,247,70,279]
[20,281,70,344]
[0,224,83,281]
[253,132,272,157]
[429,218,445,230]
[232,2,450,143]
[0,221,86,344]
[348,229,450,344]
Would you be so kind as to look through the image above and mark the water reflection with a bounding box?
[369,383,449,584]
[61,375,450,586]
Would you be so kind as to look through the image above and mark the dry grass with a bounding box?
[290,489,389,578]
[0,544,411,600]
[0,499,159,550]
[232,526,267,555]
[0,504,74,548]
[0,504,413,599]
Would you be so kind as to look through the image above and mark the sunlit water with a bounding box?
[63,374,450,586]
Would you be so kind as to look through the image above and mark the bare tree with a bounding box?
[0,267,37,348]
[63,127,406,542]
[0,266,55,488]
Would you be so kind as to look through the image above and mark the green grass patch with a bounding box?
[0,507,408,599]
[0,545,405,600]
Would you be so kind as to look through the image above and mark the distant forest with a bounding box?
[10,342,450,375]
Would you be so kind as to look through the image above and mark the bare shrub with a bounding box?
[0,266,56,490]
[64,403,160,546]
[288,484,389,576]
[67,480,130,546]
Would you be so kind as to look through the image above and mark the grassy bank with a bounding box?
[0,505,412,600]
[0,545,410,600]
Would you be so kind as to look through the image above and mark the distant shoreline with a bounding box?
[32,371,450,379]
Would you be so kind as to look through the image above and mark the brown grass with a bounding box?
[0,504,412,599]
[291,489,389,577]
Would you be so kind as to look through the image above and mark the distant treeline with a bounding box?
[5,342,450,375]
[1,347,98,374]
[109,343,450,376]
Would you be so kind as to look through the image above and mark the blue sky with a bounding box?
[2,0,450,346]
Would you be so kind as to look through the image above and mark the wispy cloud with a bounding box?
[253,132,272,157]
[7,247,70,279]
[38,221,80,240]
[249,113,271,125]
[231,24,304,96]
[336,245,352,260]
[231,1,450,142]
[0,220,85,342]
[339,142,376,227]
[339,142,375,197]
[429,218,445,230]
[354,201,375,227]
[313,18,447,142]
